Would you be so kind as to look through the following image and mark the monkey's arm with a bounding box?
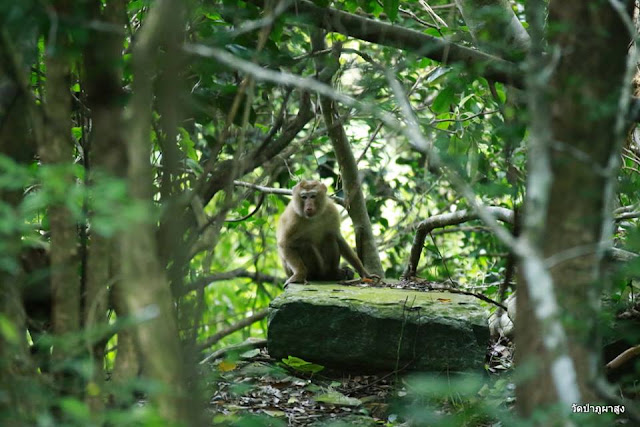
[337,235,370,278]
[279,243,308,284]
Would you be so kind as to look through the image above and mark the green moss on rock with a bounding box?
[267,283,489,372]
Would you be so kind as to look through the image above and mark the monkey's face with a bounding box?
[293,180,327,218]
[300,192,320,217]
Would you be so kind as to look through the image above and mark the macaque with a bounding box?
[277,180,371,285]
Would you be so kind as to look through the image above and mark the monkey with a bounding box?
[276,180,372,285]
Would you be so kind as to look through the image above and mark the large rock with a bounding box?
[267,283,489,372]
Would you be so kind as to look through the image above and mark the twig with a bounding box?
[431,109,498,124]
[234,180,292,195]
[198,309,269,351]
[408,280,508,310]
[181,268,283,296]
[224,192,266,223]
[200,338,268,364]
[615,211,640,221]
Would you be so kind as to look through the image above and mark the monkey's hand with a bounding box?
[362,273,381,284]
[341,273,382,286]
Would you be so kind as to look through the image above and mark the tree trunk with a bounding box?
[121,0,199,423]
[311,30,384,277]
[516,0,632,416]
[0,12,46,418]
[82,0,127,412]
[41,3,81,393]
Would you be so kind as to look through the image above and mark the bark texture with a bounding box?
[82,0,127,411]
[41,1,80,375]
[121,0,198,423]
[516,0,632,416]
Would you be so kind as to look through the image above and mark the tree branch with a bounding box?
[606,344,640,372]
[246,0,522,87]
[180,268,283,297]
[238,0,640,122]
[404,207,514,277]
[233,180,292,196]
[200,338,267,364]
[197,309,268,351]
[454,0,530,60]
[201,91,313,206]
[233,180,347,206]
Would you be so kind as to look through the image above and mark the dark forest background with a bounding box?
[1,0,639,425]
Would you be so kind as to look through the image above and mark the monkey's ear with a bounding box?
[319,182,328,191]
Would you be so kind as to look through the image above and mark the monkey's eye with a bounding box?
[310,195,316,199]
[301,195,307,200]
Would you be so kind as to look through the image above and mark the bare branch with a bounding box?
[606,344,640,372]
[404,207,514,277]
[197,309,268,351]
[180,268,283,297]
[234,180,292,196]
[233,180,347,206]
[200,338,267,364]
[200,91,313,206]
[246,0,521,87]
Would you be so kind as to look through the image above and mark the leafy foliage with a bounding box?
[1,0,638,424]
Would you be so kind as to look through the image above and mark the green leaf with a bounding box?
[179,128,198,160]
[432,87,455,114]
[467,140,479,182]
[71,127,82,141]
[59,398,90,422]
[426,66,450,83]
[281,356,324,374]
[435,113,452,130]
[0,314,18,343]
[315,390,362,406]
[383,0,399,22]
[458,94,475,108]
[344,0,358,13]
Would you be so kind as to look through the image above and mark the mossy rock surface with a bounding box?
[267,283,489,372]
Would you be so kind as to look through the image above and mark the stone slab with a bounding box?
[267,283,489,372]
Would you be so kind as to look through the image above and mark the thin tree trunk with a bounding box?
[82,0,127,412]
[311,30,384,277]
[41,2,80,392]
[121,0,198,423]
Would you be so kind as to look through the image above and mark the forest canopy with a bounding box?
[1,0,639,425]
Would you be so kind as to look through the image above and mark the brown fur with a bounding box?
[276,180,369,284]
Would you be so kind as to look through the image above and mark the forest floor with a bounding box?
[205,340,515,426]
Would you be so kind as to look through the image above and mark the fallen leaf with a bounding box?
[218,360,237,372]
[314,390,362,407]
